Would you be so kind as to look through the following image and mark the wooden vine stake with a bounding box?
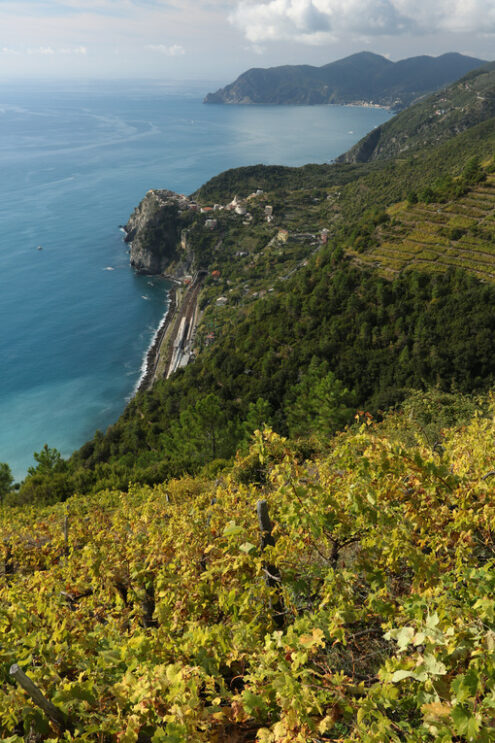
[9,664,72,732]
[3,543,14,576]
[63,515,69,557]
[256,500,284,627]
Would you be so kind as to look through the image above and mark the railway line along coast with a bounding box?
[138,271,206,392]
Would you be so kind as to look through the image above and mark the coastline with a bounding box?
[343,101,393,111]
[134,287,177,395]
[132,270,206,394]
[124,223,183,395]
[205,100,393,111]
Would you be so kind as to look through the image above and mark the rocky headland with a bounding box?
[125,189,193,278]
[125,189,206,390]
[204,52,485,110]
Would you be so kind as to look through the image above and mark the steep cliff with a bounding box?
[125,189,183,275]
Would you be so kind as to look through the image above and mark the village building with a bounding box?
[226,195,241,211]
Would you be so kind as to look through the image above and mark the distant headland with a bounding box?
[204,51,486,111]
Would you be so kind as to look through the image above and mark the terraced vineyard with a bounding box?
[353,173,495,281]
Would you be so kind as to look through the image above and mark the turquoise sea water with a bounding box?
[0,79,391,480]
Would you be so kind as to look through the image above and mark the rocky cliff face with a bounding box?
[125,190,183,275]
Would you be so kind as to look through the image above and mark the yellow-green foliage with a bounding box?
[1,405,495,742]
[355,172,495,281]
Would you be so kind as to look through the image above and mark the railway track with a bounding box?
[165,274,204,378]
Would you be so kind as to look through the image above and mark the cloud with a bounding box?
[27,46,56,55]
[230,0,495,44]
[248,43,266,54]
[146,43,185,55]
[59,46,88,54]
[1,45,88,56]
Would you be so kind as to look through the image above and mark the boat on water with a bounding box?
[37,245,42,251]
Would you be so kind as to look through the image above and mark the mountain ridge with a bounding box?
[204,51,486,110]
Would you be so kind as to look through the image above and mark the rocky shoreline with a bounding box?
[125,188,199,393]
[135,287,177,394]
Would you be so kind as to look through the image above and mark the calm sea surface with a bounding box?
[0,79,391,479]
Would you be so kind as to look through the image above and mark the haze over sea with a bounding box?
[0,79,391,480]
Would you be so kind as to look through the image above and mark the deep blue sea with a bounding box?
[0,79,391,480]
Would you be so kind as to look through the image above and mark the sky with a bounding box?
[0,0,494,82]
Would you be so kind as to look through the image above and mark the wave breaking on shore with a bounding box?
[132,286,176,397]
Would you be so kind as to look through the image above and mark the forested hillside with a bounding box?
[204,51,485,108]
[339,62,495,163]
[55,257,495,496]
[9,78,495,502]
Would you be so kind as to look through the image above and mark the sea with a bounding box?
[0,79,391,480]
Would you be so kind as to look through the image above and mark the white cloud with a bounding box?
[27,46,56,55]
[19,46,88,56]
[146,43,185,55]
[59,46,88,54]
[230,0,495,44]
[248,43,266,54]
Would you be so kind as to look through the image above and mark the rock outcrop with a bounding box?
[125,190,183,275]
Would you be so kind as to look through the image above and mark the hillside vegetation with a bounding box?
[340,62,495,163]
[2,401,495,741]
[349,164,495,280]
[12,253,495,500]
[204,52,485,109]
[11,87,495,501]
[2,42,495,743]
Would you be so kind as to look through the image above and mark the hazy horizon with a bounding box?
[0,1,493,82]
